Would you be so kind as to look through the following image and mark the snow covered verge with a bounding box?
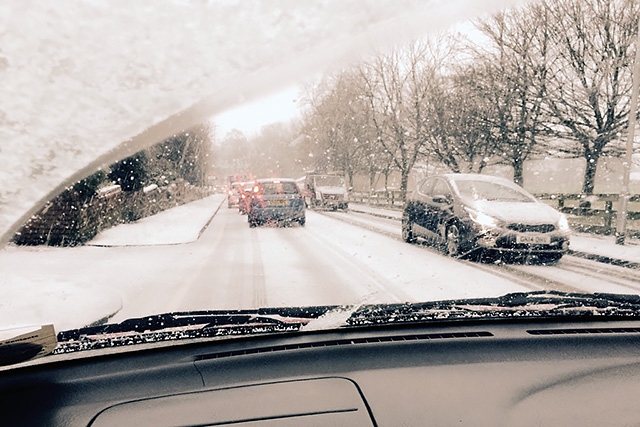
[0,195,225,332]
[88,195,225,246]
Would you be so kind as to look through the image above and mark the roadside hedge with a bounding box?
[13,179,210,246]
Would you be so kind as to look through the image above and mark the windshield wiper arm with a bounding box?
[55,307,338,354]
[347,291,640,327]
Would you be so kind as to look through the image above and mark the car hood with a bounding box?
[472,200,561,225]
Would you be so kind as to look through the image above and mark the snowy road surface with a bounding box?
[1,195,640,331]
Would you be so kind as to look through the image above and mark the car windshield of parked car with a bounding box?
[1,0,640,368]
[315,176,345,187]
[455,180,536,203]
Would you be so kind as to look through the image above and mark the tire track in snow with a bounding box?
[250,228,267,307]
[320,209,585,294]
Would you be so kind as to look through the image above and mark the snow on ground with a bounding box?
[88,195,225,246]
[0,275,121,333]
[1,196,638,335]
[0,195,224,332]
[570,234,640,263]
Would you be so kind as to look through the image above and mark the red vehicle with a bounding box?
[226,181,243,208]
[238,182,254,214]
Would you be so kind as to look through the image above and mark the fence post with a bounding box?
[604,200,613,230]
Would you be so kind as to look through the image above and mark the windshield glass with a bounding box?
[1,0,640,364]
[314,176,346,187]
[455,180,535,202]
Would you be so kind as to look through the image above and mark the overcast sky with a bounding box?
[211,85,302,139]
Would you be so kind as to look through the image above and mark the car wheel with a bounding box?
[445,224,461,257]
[401,213,416,243]
[298,217,306,227]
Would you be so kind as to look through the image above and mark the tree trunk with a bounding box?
[582,152,599,194]
[513,157,524,186]
[400,169,409,203]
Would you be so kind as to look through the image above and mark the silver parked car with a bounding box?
[402,174,571,263]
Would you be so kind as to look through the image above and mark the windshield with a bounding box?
[455,180,536,203]
[314,176,346,187]
[1,0,640,364]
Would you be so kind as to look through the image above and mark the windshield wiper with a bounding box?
[55,307,337,354]
[347,290,640,327]
[54,291,640,355]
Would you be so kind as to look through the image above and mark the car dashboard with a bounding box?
[1,318,640,426]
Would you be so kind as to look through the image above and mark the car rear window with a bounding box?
[260,182,299,195]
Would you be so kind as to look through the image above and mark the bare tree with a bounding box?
[249,121,302,178]
[300,70,381,187]
[545,0,639,194]
[419,63,499,174]
[473,3,551,185]
[359,40,449,201]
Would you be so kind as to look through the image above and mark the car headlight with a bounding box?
[558,214,570,232]
[465,207,499,229]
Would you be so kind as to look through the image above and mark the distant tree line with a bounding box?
[299,0,640,199]
[214,122,303,181]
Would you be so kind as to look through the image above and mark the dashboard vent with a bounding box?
[196,331,493,361]
[527,327,640,336]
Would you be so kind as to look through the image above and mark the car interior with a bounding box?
[2,317,640,426]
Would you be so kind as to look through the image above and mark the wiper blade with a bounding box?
[53,292,640,354]
[348,291,640,327]
[56,307,337,354]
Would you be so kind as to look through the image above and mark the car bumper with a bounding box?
[249,206,305,222]
[317,198,348,209]
[468,224,570,254]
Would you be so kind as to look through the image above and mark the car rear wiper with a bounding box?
[346,290,640,327]
[55,306,337,354]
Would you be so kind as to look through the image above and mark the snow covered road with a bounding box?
[2,196,640,332]
[324,208,640,295]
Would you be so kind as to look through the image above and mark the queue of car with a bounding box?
[229,172,571,263]
[227,178,306,227]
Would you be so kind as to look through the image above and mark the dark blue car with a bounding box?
[248,178,306,227]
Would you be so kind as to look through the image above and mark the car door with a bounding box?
[424,178,455,241]
[410,177,435,238]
